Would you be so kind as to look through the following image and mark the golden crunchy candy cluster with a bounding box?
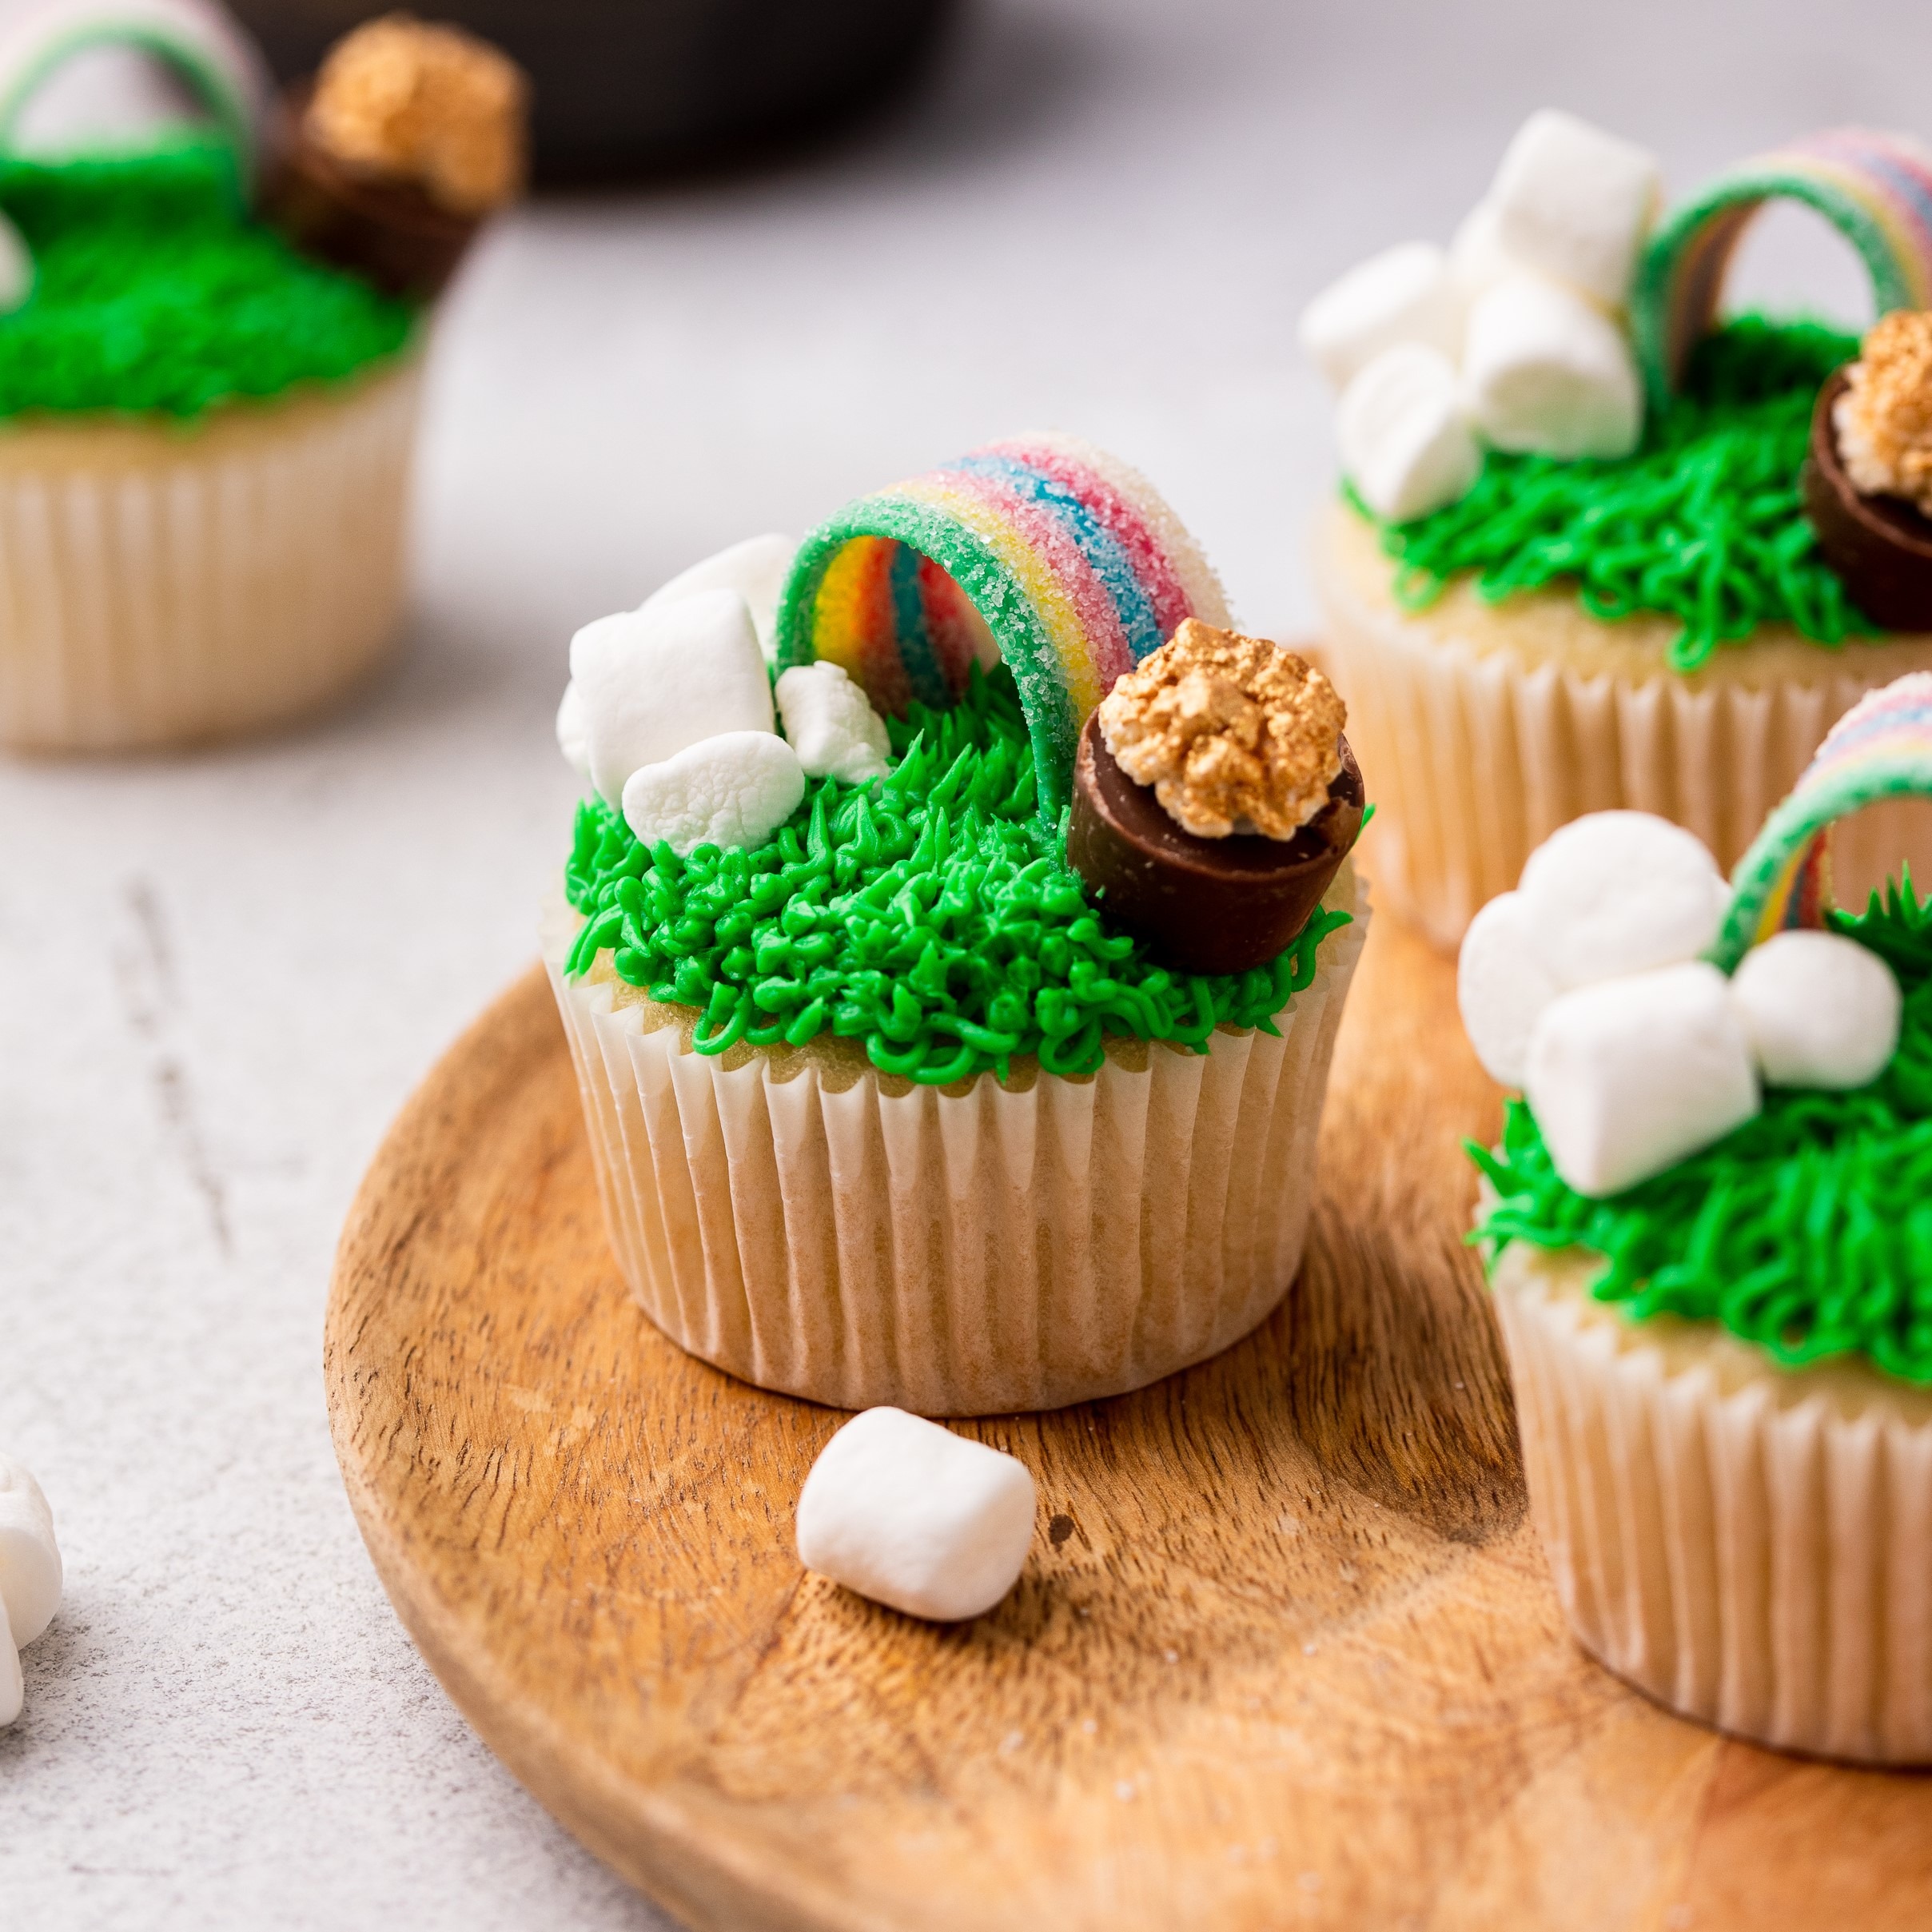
[308,14,527,216]
[1097,620,1345,840]
[1835,310,1932,517]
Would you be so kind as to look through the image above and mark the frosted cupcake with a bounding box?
[0,4,524,751]
[1306,113,1932,949]
[545,436,1368,1415]
[1460,674,1932,1762]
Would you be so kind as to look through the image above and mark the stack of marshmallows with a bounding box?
[556,534,893,854]
[1459,812,1904,1197]
[1300,110,1660,521]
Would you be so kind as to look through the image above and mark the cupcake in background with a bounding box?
[545,438,1368,1416]
[1305,113,1932,949]
[0,1,525,754]
[1459,679,1932,1763]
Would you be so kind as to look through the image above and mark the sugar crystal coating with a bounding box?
[1834,309,1932,517]
[1096,620,1344,840]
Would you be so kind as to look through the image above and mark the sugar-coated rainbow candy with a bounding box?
[1633,129,1932,404]
[772,433,1229,816]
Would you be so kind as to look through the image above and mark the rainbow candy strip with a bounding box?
[1712,672,1932,970]
[1632,128,1932,405]
[773,433,1229,816]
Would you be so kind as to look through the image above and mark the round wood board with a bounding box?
[325,891,1932,1931]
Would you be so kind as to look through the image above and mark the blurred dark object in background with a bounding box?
[232,0,962,182]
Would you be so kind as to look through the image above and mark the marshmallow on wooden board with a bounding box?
[795,1407,1037,1623]
[622,729,804,856]
[1336,344,1482,522]
[1457,890,1563,1087]
[1298,241,1461,392]
[642,532,797,662]
[775,660,890,783]
[0,212,30,315]
[1730,930,1903,1090]
[0,1452,61,1649]
[1527,962,1761,1197]
[1517,811,1727,990]
[1463,273,1643,460]
[1488,109,1661,311]
[569,588,774,807]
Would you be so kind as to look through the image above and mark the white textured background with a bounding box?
[3,0,1930,1924]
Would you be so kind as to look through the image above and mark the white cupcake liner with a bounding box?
[1313,504,1932,950]
[543,866,1368,1416]
[0,357,421,752]
[1493,1242,1932,1764]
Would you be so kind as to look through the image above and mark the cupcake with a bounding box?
[1305,113,1932,950]
[1460,674,1932,1763]
[0,4,524,752]
[544,436,1368,1416]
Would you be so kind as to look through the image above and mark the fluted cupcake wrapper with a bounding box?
[544,869,1367,1416]
[1494,1244,1932,1765]
[0,357,421,752]
[1314,504,1932,950]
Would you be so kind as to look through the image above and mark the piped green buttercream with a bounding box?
[564,663,1351,1087]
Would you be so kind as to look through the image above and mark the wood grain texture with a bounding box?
[325,901,1932,1931]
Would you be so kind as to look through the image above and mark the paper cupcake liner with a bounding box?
[1313,504,1932,950]
[543,867,1368,1416]
[0,357,421,752]
[1493,1243,1932,1764]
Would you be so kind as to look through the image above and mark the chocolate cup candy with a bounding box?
[1066,712,1364,978]
[261,86,480,301]
[1802,366,1932,633]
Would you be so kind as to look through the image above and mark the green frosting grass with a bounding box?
[564,663,1352,1086]
[0,137,415,418]
[1372,317,1871,672]
[1472,878,1932,1384]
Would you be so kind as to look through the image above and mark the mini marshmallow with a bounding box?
[1527,962,1760,1197]
[0,212,30,316]
[775,660,891,783]
[570,587,774,807]
[1458,890,1563,1087]
[622,729,804,856]
[1517,811,1727,990]
[0,1452,61,1649]
[555,679,592,783]
[795,1408,1037,1623]
[1488,109,1661,310]
[1337,343,1483,522]
[1298,241,1461,391]
[1462,273,1643,460]
[1448,199,1518,305]
[1730,930,1902,1090]
[642,532,797,662]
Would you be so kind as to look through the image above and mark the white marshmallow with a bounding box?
[0,1594,18,1729]
[1463,273,1643,460]
[642,532,797,663]
[1298,241,1462,391]
[775,660,891,783]
[1527,962,1760,1197]
[0,212,30,316]
[1337,344,1483,522]
[569,588,774,807]
[555,679,592,784]
[1730,930,1902,1090]
[1458,890,1563,1087]
[1488,109,1661,310]
[622,730,804,856]
[0,1452,61,1651]
[795,1408,1037,1623]
[1517,811,1727,989]
[1448,199,1519,304]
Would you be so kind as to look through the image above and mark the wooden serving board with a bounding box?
[325,898,1932,1931]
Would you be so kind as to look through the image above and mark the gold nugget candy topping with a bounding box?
[1095,619,1346,840]
[308,14,528,217]
[1834,310,1932,518]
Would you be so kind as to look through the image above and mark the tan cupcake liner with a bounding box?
[0,356,422,752]
[1313,503,1932,950]
[543,866,1368,1416]
[1492,1242,1932,1764]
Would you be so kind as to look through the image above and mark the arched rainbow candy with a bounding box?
[1632,128,1932,406]
[773,433,1230,817]
[1712,671,1932,969]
